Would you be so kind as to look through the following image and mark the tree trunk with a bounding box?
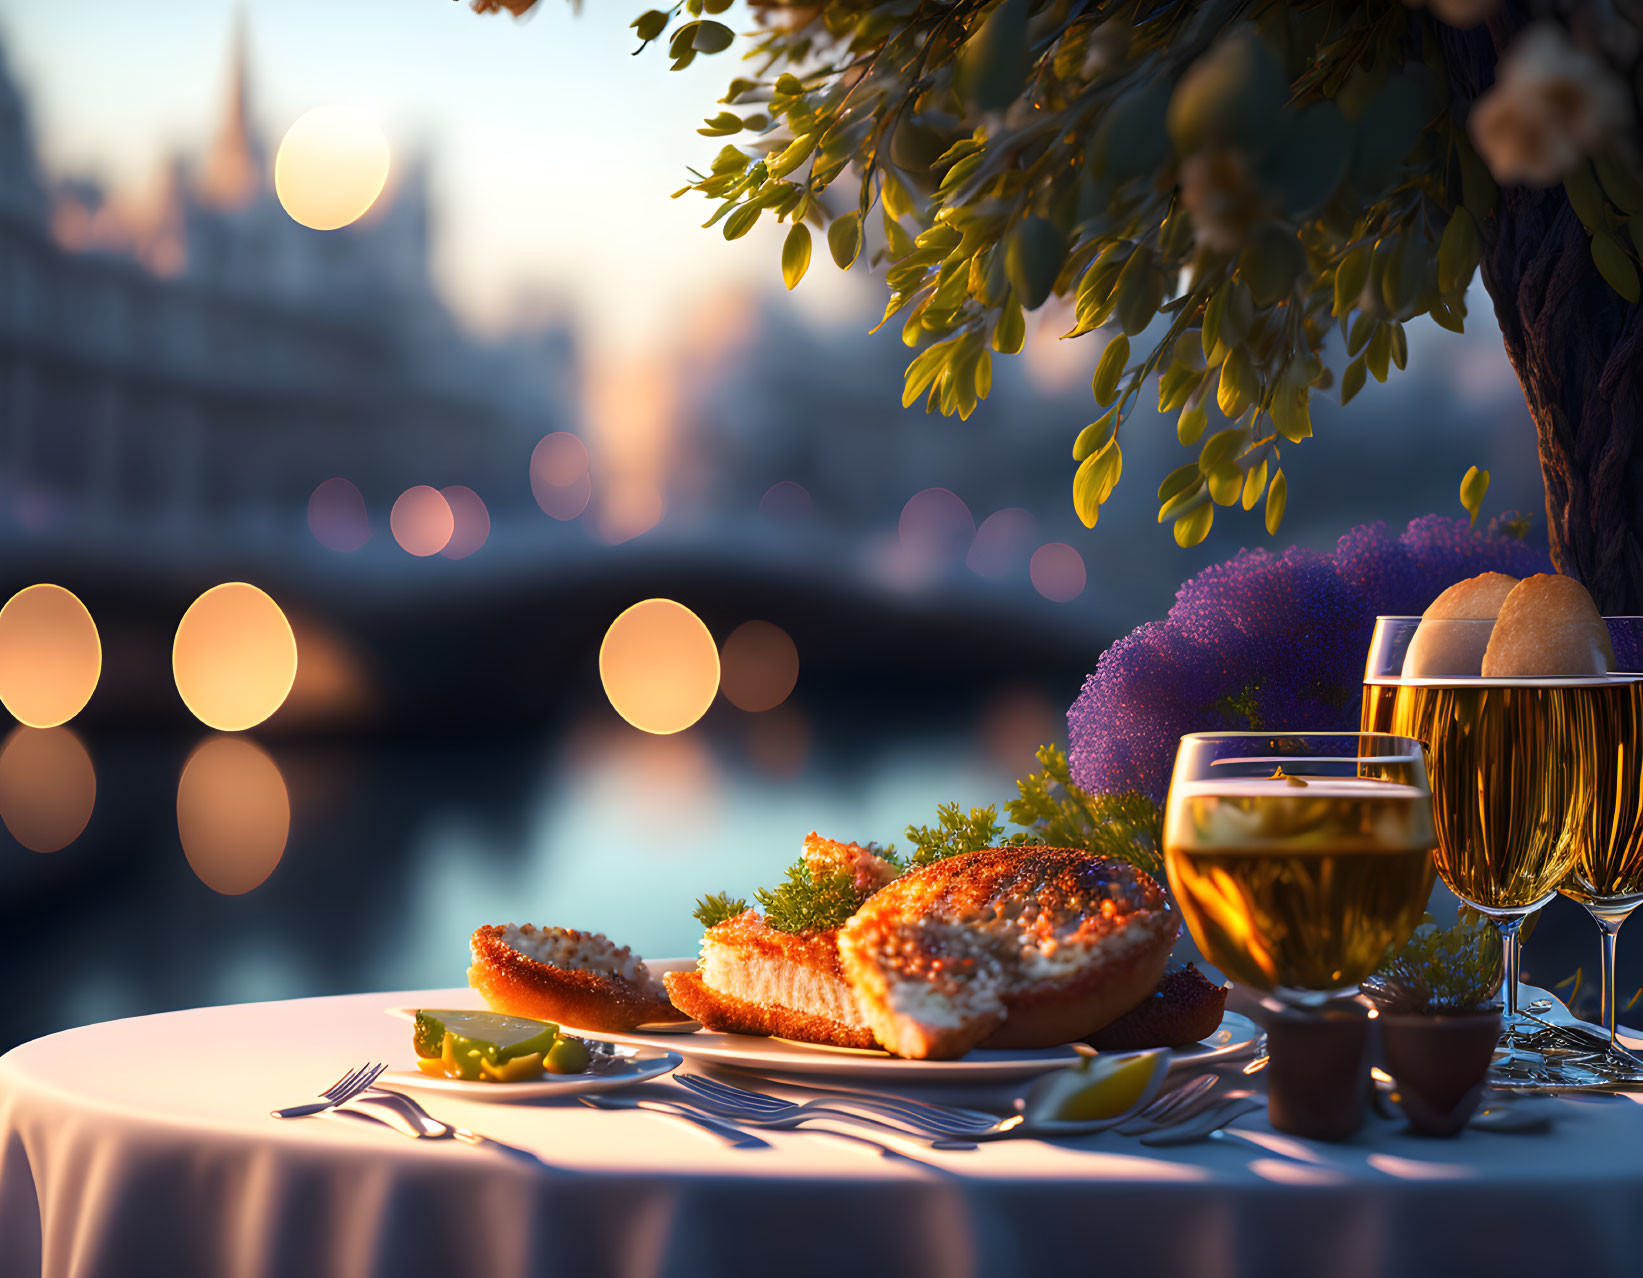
[1480,178,1643,613]
[1447,10,1643,612]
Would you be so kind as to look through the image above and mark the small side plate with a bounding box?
[382,1006,681,1101]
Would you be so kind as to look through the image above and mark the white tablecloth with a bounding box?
[5,988,1643,1278]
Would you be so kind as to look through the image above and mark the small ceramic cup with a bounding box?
[1264,1001,1373,1141]
[1377,1007,1503,1136]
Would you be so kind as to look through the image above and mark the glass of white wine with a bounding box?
[1164,731,1437,1137]
[1164,731,1436,1007]
[1558,618,1643,1050]
[1364,615,1626,1079]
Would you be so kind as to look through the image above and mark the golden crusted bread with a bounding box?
[1481,573,1614,676]
[468,924,687,1032]
[673,909,879,1048]
[800,831,900,895]
[664,970,879,1050]
[838,846,1178,1060]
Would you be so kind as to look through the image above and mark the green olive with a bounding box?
[545,1035,591,1075]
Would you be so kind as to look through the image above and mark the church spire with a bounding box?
[197,7,261,209]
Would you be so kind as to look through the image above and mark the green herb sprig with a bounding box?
[904,803,1017,869]
[1362,911,1503,1014]
[753,862,863,935]
[692,892,749,930]
[1006,744,1164,880]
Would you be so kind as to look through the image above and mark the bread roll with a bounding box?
[1481,574,1614,676]
[1400,572,1518,678]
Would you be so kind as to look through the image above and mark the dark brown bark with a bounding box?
[1445,8,1643,612]
[1481,184,1643,612]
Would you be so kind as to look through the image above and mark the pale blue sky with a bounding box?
[0,0,857,351]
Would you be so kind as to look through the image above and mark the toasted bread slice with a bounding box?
[664,969,879,1050]
[839,846,1178,1060]
[468,924,686,1032]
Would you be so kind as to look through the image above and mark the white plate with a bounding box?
[559,959,1261,1084]
[381,1008,681,1101]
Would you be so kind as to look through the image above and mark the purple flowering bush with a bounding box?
[1068,515,1553,803]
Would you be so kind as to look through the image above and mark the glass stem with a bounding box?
[1497,914,1525,1018]
[1597,912,1627,1047]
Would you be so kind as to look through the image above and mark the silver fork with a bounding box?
[673,1073,1006,1138]
[271,1062,387,1119]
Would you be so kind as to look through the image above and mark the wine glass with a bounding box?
[1164,732,1437,1135]
[1164,731,1435,1004]
[1363,615,1617,1076]
[1558,618,1643,1051]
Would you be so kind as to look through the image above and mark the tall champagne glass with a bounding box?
[1558,618,1643,1048]
[1363,615,1614,1072]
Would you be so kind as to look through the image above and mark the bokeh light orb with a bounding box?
[390,485,454,556]
[439,485,490,559]
[177,735,290,895]
[967,507,1038,578]
[1030,542,1087,603]
[0,584,101,728]
[307,477,371,552]
[173,583,299,732]
[0,726,95,853]
[531,433,593,521]
[899,487,975,562]
[720,621,800,712]
[599,599,720,735]
[274,105,390,231]
[532,431,590,487]
[759,481,813,523]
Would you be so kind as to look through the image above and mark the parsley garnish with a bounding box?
[754,862,863,934]
[1005,744,1164,879]
[692,892,749,929]
[904,803,1015,868]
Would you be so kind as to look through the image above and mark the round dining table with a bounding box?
[4,987,1643,1278]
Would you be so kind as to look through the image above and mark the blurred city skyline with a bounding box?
[0,0,1553,626]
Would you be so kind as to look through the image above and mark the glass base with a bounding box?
[1488,1011,1643,1092]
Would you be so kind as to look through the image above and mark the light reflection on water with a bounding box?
[0,717,1033,1052]
[388,731,1019,993]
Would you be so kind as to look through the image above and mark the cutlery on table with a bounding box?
[270,1062,387,1119]
[672,1073,1006,1142]
[584,1094,947,1166]
[1112,1073,1222,1136]
[579,1094,772,1150]
[683,1073,1002,1133]
[1139,1095,1265,1146]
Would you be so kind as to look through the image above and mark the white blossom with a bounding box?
[1469,22,1630,186]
